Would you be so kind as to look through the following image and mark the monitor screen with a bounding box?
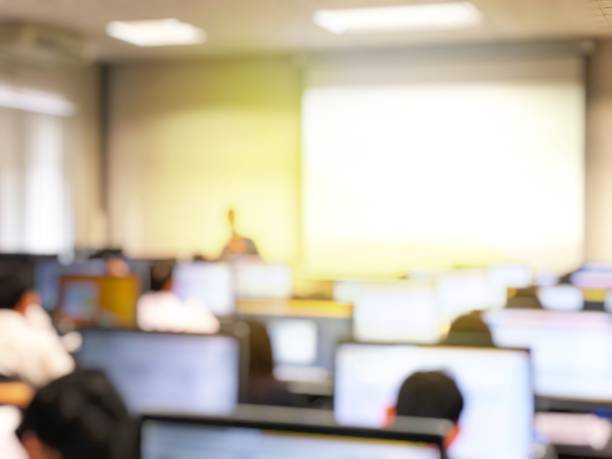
[354,282,441,343]
[234,262,292,300]
[335,344,532,459]
[436,271,496,321]
[571,271,612,289]
[537,285,583,311]
[268,319,318,366]
[172,262,234,316]
[34,259,107,311]
[77,329,240,415]
[62,279,99,321]
[486,309,612,402]
[488,264,533,289]
[141,418,443,459]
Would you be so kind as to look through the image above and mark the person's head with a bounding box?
[389,371,464,448]
[89,249,130,278]
[245,320,274,378]
[444,311,494,347]
[0,267,38,315]
[506,286,542,309]
[17,370,131,459]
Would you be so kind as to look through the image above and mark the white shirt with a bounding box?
[0,406,27,459]
[137,292,220,334]
[0,304,74,387]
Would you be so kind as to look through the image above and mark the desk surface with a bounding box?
[237,299,352,319]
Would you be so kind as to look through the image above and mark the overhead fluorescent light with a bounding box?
[0,85,75,117]
[313,2,482,34]
[106,18,206,47]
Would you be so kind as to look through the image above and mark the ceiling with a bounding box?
[0,0,610,60]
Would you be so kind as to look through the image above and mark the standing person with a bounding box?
[220,208,260,261]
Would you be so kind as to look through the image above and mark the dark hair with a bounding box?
[506,287,543,309]
[0,267,32,310]
[149,261,175,292]
[396,371,464,424]
[88,249,125,261]
[17,369,133,459]
[444,311,494,347]
[245,320,274,378]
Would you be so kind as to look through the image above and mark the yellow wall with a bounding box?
[587,41,612,263]
[107,42,612,280]
[108,57,301,265]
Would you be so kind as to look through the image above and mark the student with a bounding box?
[245,320,294,407]
[17,369,136,459]
[89,249,132,278]
[220,208,260,261]
[388,371,464,449]
[506,286,543,309]
[137,263,219,333]
[443,311,495,347]
[0,269,74,389]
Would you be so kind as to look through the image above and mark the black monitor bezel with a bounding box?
[138,407,449,459]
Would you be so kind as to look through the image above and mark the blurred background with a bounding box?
[3,1,612,459]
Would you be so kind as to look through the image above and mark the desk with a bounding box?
[537,413,612,458]
[237,299,352,318]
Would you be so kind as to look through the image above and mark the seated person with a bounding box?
[506,286,543,309]
[89,249,131,278]
[245,320,294,407]
[17,369,135,459]
[0,269,74,389]
[137,264,219,334]
[443,311,495,347]
[387,371,464,449]
[220,208,260,261]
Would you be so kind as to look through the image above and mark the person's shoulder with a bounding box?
[0,310,27,328]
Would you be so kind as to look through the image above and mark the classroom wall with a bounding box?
[586,40,612,263]
[108,57,301,263]
[0,57,103,249]
[108,40,612,273]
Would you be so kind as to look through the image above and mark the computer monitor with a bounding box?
[77,328,242,415]
[268,319,318,366]
[34,259,107,311]
[488,264,533,289]
[354,282,441,343]
[172,262,234,316]
[58,275,139,326]
[234,262,292,300]
[486,309,612,404]
[335,343,532,459]
[61,277,99,321]
[537,285,583,311]
[436,270,495,321]
[333,280,365,304]
[140,408,448,459]
[570,264,612,290]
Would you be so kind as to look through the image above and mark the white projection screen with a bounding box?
[302,51,585,278]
